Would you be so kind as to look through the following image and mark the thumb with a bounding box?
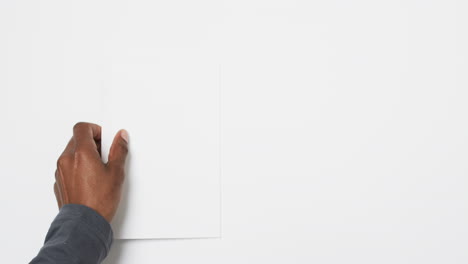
[107,129,129,171]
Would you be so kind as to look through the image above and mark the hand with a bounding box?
[54,122,129,222]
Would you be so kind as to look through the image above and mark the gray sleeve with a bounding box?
[30,204,113,264]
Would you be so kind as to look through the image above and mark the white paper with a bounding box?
[97,1,222,239]
[101,53,221,239]
[0,0,222,240]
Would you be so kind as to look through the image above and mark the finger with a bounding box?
[107,129,129,172]
[73,122,102,157]
[96,137,102,156]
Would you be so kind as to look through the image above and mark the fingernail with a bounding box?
[121,129,129,143]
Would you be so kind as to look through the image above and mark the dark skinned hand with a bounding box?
[53,122,129,222]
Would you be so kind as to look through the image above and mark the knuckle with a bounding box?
[73,122,101,132]
[73,147,90,160]
[73,122,88,131]
[57,155,72,167]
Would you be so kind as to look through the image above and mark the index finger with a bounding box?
[72,122,102,155]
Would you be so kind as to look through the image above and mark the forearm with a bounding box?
[30,204,113,264]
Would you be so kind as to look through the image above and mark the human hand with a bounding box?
[54,122,129,222]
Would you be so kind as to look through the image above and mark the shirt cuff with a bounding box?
[45,204,114,262]
[56,204,113,248]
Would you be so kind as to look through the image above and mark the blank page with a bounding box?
[99,1,222,239]
[0,0,222,240]
[101,51,220,239]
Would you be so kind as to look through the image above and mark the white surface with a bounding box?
[1,0,468,263]
[0,0,221,240]
[101,52,220,239]
[98,1,221,239]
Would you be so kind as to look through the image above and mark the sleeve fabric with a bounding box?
[30,204,113,264]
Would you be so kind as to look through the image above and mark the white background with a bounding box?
[1,0,468,263]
